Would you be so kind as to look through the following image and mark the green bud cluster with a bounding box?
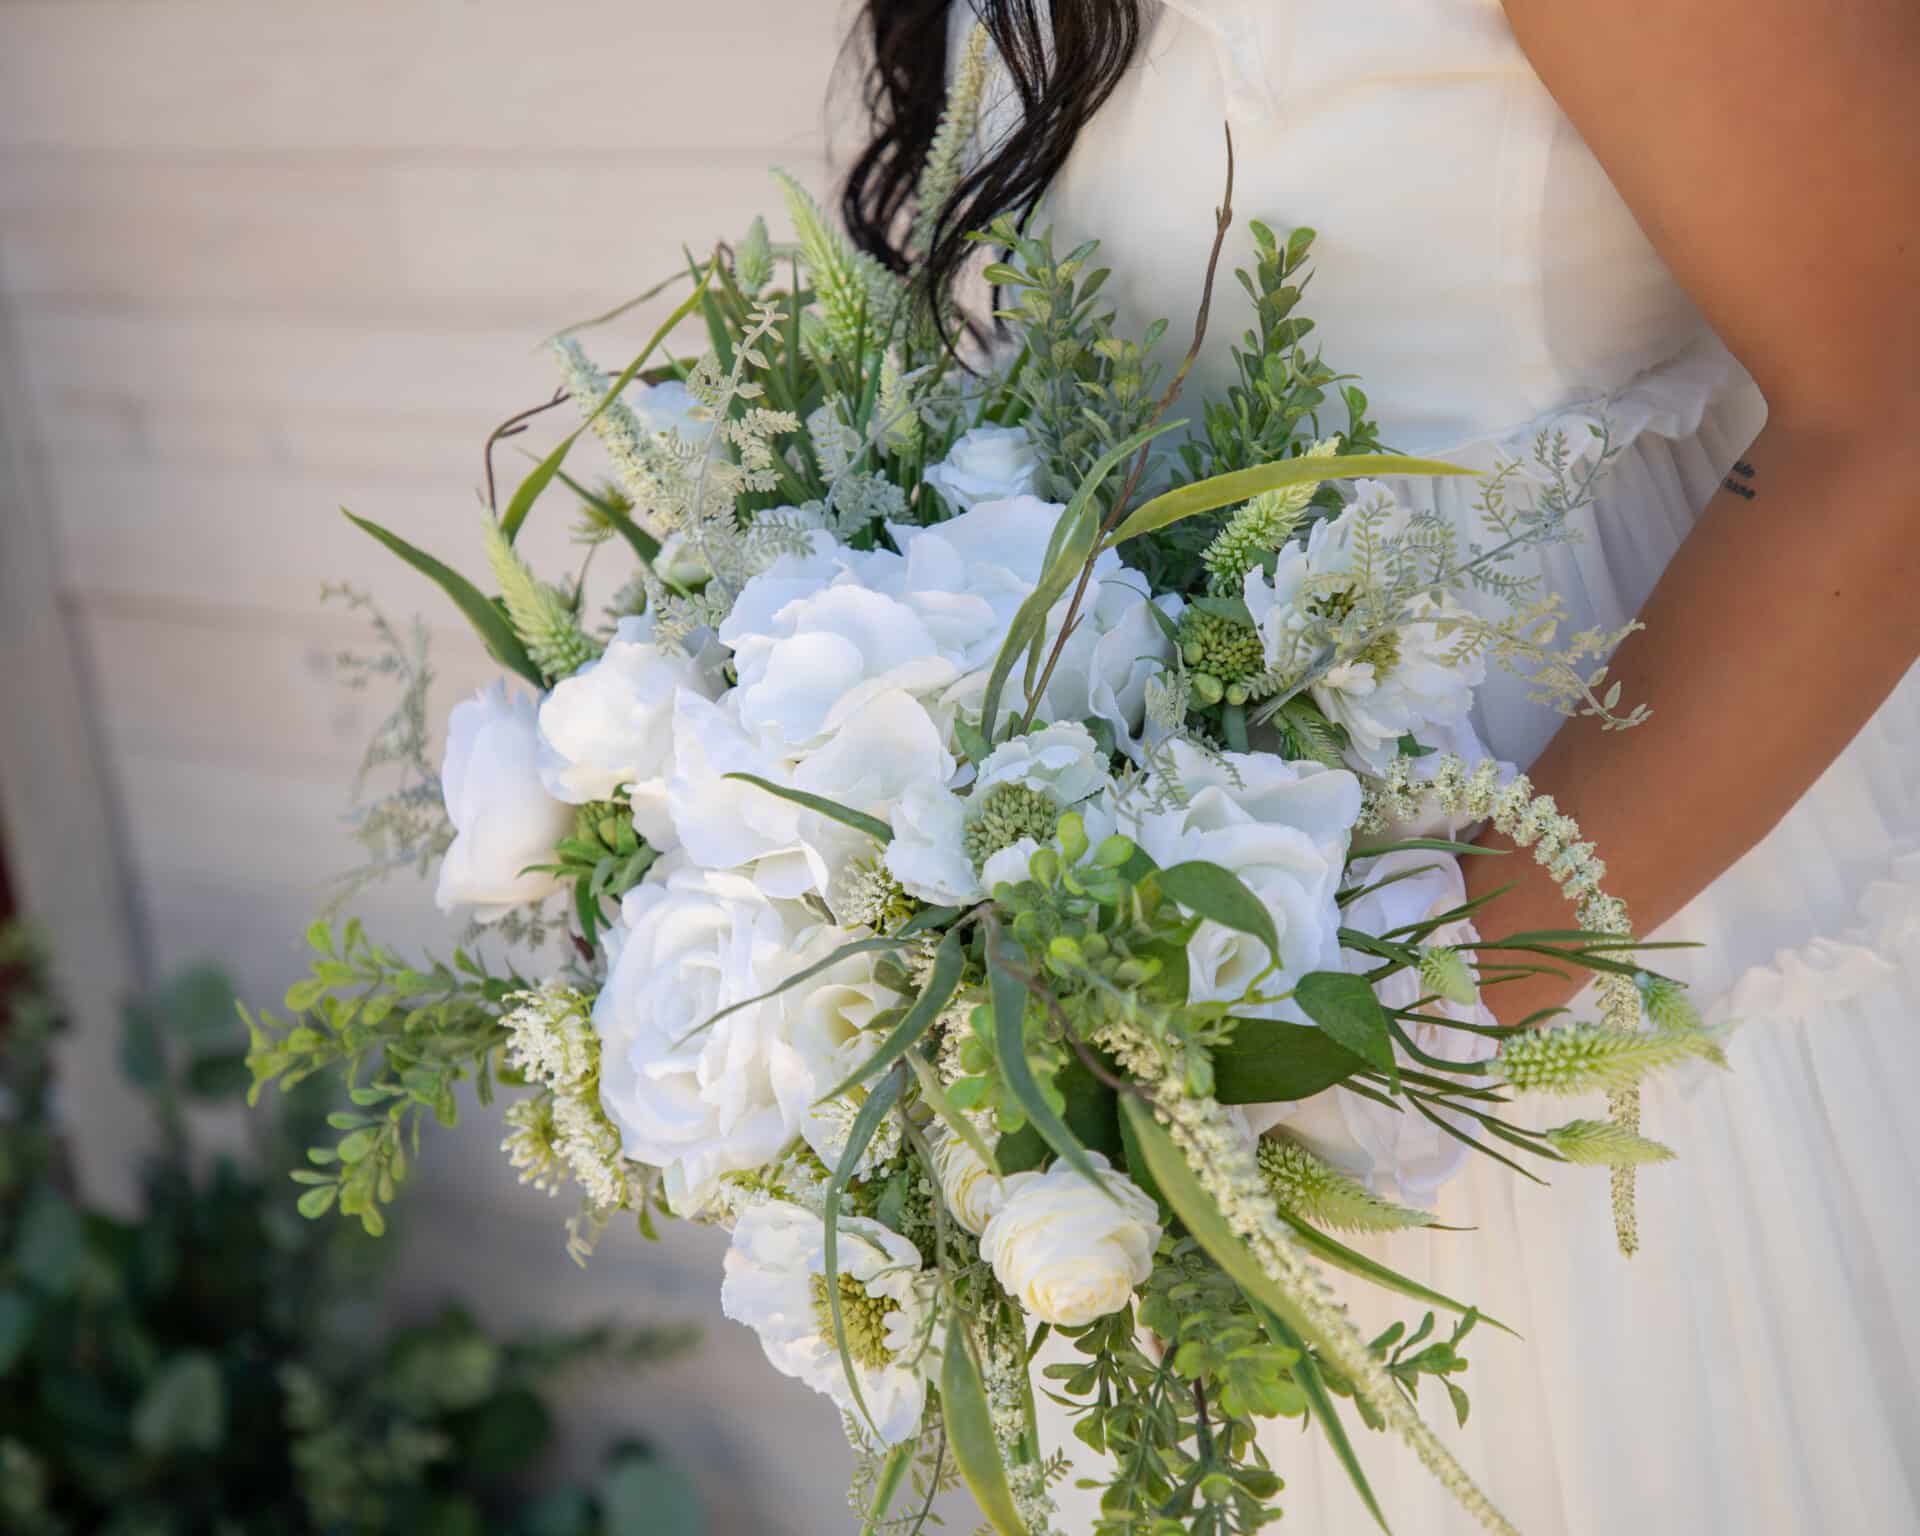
[961,783,1064,874]
[485,520,601,683]
[1176,609,1268,708]
[1417,945,1480,1006]
[1542,1118,1677,1167]
[1256,1136,1435,1234]
[1496,1023,1715,1095]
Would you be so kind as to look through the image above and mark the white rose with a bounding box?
[928,1123,1006,1236]
[434,681,574,921]
[721,1200,934,1445]
[535,615,723,841]
[981,1153,1163,1327]
[924,424,1041,512]
[1120,740,1360,1022]
[593,861,818,1213]
[885,722,1117,904]
[1245,850,1497,1203]
[722,581,957,755]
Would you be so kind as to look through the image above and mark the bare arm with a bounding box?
[1472,0,1920,1022]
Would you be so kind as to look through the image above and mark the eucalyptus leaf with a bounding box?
[1213,1019,1369,1104]
[823,1067,905,1442]
[1294,971,1398,1089]
[1106,454,1475,548]
[1252,1303,1391,1533]
[677,935,908,1045]
[817,928,965,1104]
[1155,860,1280,967]
[987,931,1109,1193]
[941,1316,1030,1536]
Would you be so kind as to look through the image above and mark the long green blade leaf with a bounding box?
[342,510,541,686]
[724,773,892,843]
[905,1049,1000,1177]
[941,1316,1030,1536]
[859,1441,916,1536]
[818,929,966,1104]
[1252,1301,1391,1534]
[824,1065,905,1442]
[986,928,1107,1193]
[1106,454,1475,548]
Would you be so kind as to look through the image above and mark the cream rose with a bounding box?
[980,1153,1163,1327]
[928,1123,1006,1236]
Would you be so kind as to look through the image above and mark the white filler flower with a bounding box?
[981,1152,1163,1327]
[435,681,574,920]
[1120,740,1360,1022]
[721,1200,935,1445]
[923,424,1041,511]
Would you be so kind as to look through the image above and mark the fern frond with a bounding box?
[909,22,992,258]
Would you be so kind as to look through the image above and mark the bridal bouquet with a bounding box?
[244,45,1726,1536]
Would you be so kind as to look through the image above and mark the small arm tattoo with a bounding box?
[1722,458,1757,500]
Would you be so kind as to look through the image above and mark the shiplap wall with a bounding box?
[0,3,895,1528]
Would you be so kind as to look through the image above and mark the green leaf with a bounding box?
[859,1441,916,1536]
[722,772,891,843]
[1213,1019,1369,1104]
[1270,1204,1511,1334]
[501,434,582,546]
[993,1052,1123,1174]
[14,1186,86,1293]
[132,1351,227,1455]
[818,928,966,1104]
[1107,454,1475,548]
[941,1316,1030,1536]
[1294,971,1398,1089]
[1156,860,1280,968]
[986,929,1107,1193]
[823,1066,905,1442]
[343,510,542,686]
[676,935,908,1046]
[1253,1303,1390,1534]
[977,419,1179,739]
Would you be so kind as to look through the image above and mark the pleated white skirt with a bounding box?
[1044,333,1920,1533]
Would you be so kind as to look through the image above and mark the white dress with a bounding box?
[1009,2,1920,1530]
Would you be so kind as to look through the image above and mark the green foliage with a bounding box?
[1318,1312,1479,1435]
[242,919,523,1236]
[0,924,700,1536]
[525,799,660,946]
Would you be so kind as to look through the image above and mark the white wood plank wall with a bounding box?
[0,3,894,1527]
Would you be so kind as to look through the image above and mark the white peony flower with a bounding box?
[981,1153,1163,1327]
[1245,849,1497,1203]
[1119,740,1360,1022]
[924,424,1041,512]
[885,721,1116,904]
[593,861,820,1213]
[1301,482,1485,771]
[928,1122,1006,1236]
[721,1200,935,1445]
[435,681,574,920]
[535,614,723,840]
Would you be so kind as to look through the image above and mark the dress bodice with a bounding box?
[1027,0,1723,456]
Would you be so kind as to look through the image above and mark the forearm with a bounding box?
[1466,411,1920,1022]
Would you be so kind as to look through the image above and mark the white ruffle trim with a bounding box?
[1706,843,1920,1034]
[1428,327,1748,476]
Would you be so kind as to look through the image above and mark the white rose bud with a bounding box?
[435,681,575,921]
[924,425,1040,512]
[980,1152,1163,1327]
[929,1124,1006,1236]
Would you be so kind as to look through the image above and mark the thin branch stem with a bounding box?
[483,389,568,516]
